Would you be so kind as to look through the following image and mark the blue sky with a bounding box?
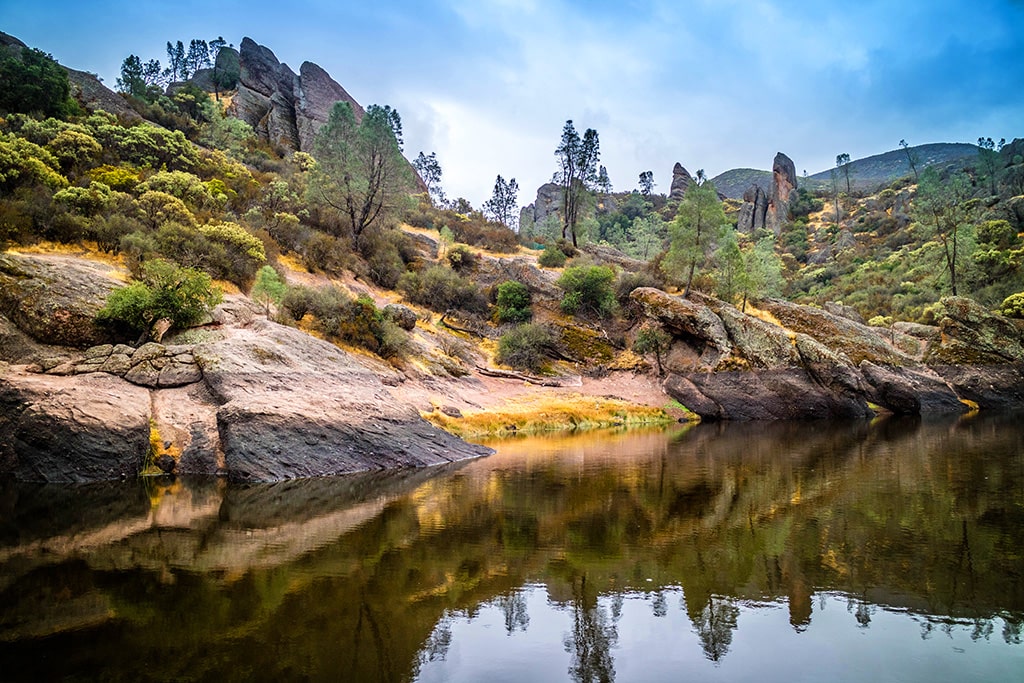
[3,0,1023,206]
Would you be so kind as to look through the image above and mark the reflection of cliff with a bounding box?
[1,415,1022,679]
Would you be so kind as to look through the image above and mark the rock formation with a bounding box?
[736,153,798,235]
[630,287,1024,420]
[669,163,694,201]
[766,152,798,234]
[520,182,564,232]
[737,184,769,233]
[229,37,364,154]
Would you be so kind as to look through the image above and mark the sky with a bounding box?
[3,0,1023,207]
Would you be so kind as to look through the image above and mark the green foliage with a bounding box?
[398,265,487,315]
[137,190,195,228]
[496,323,555,372]
[0,47,77,118]
[251,265,286,312]
[557,264,617,318]
[633,325,672,375]
[290,286,409,359]
[0,133,67,190]
[538,243,568,268]
[311,101,413,238]
[88,164,142,192]
[46,130,102,171]
[138,170,221,211]
[913,167,979,297]
[447,243,476,272]
[97,259,221,337]
[999,292,1024,319]
[614,270,663,312]
[53,181,113,216]
[496,280,532,323]
[662,181,729,297]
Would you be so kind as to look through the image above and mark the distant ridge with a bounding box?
[712,143,979,198]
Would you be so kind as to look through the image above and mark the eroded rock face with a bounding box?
[0,253,121,348]
[0,371,151,482]
[193,319,491,481]
[229,37,365,155]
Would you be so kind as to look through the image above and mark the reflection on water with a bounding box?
[0,414,1022,682]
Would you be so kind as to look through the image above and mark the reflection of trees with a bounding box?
[692,595,739,662]
[497,590,530,635]
[563,574,617,683]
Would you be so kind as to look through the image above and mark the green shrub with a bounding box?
[557,264,617,318]
[447,243,477,272]
[538,244,568,268]
[614,270,662,309]
[398,265,487,315]
[495,280,532,323]
[1000,292,1024,318]
[280,285,319,321]
[496,323,555,372]
[97,259,221,338]
[633,325,672,375]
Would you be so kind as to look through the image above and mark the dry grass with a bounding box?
[422,393,675,438]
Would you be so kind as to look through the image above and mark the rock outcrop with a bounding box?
[630,288,1024,420]
[737,184,769,233]
[0,307,491,483]
[736,153,798,235]
[520,182,563,231]
[669,163,695,201]
[0,253,122,348]
[229,37,364,154]
[766,153,798,235]
[0,371,151,483]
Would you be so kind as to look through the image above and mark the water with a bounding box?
[1,414,1022,682]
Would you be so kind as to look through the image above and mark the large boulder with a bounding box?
[0,253,122,348]
[295,61,365,151]
[0,371,151,482]
[193,319,491,481]
[926,296,1024,365]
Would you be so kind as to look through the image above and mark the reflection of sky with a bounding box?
[4,1,1023,206]
[417,587,1024,682]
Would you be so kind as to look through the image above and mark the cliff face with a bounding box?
[228,37,365,154]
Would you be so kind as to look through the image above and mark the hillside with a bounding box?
[709,168,772,199]
[711,143,980,199]
[806,142,979,190]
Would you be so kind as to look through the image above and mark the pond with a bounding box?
[1,414,1022,682]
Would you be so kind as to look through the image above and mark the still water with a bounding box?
[1,415,1022,682]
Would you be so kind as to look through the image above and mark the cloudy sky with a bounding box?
[4,0,1023,206]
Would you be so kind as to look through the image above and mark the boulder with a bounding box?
[0,253,121,348]
[823,302,866,325]
[383,304,418,331]
[192,319,491,481]
[629,288,731,366]
[0,371,151,482]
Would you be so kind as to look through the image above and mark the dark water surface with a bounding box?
[1,414,1022,682]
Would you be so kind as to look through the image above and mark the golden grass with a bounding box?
[422,393,676,438]
[278,253,306,273]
